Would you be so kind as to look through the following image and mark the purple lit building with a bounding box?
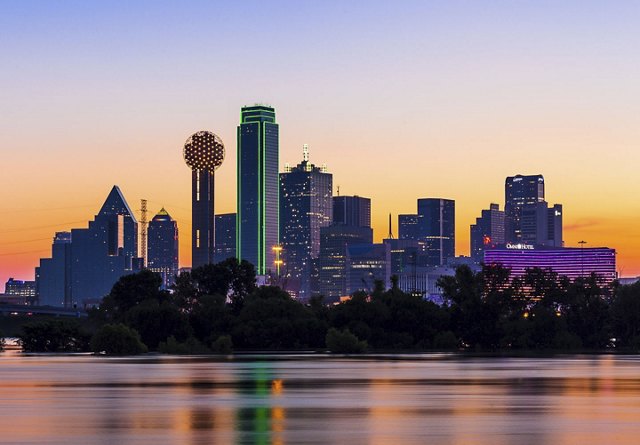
[484,245,616,286]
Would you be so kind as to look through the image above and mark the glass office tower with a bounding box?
[505,174,545,243]
[147,208,179,289]
[237,105,279,274]
[417,198,455,266]
[280,145,333,299]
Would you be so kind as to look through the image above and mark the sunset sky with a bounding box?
[2,1,640,289]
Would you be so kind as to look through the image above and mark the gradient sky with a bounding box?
[2,1,640,290]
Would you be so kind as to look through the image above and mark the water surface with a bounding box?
[2,353,640,444]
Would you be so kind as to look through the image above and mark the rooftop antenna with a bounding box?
[388,213,394,239]
[303,144,309,162]
[140,199,148,267]
[337,185,340,196]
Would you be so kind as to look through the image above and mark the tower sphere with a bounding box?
[183,131,225,171]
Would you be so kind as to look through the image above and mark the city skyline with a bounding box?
[2,2,640,287]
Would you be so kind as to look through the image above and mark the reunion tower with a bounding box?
[183,131,225,268]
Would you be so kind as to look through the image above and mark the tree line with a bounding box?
[16,258,640,354]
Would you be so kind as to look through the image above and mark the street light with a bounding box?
[272,245,283,278]
[578,240,587,278]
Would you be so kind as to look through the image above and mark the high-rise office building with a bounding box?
[333,195,371,228]
[417,198,455,266]
[504,174,563,247]
[280,145,333,299]
[35,232,71,306]
[147,208,179,289]
[36,186,142,307]
[183,131,225,268]
[505,174,545,243]
[318,225,373,300]
[237,105,279,274]
[470,203,505,263]
[345,243,391,295]
[398,214,420,241]
[548,204,563,247]
[214,213,237,264]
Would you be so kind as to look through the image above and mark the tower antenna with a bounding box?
[303,143,309,162]
[388,213,394,239]
[140,199,148,267]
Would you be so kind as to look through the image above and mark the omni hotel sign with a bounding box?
[506,243,535,250]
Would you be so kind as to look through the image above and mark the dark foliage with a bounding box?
[20,319,90,352]
[35,260,640,354]
[90,323,147,355]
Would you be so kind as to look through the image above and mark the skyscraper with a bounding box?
[147,208,179,289]
[280,145,333,299]
[36,186,142,307]
[333,195,371,228]
[504,174,563,247]
[398,214,420,240]
[470,203,505,263]
[183,131,225,269]
[548,204,563,247]
[214,213,237,263]
[237,105,279,275]
[318,225,373,300]
[505,174,545,243]
[417,198,455,266]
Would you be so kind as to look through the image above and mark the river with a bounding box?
[1,353,640,444]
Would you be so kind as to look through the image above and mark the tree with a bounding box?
[325,328,367,353]
[611,281,640,349]
[125,300,192,349]
[564,275,611,349]
[233,286,325,349]
[91,323,147,355]
[99,270,164,321]
[20,319,90,352]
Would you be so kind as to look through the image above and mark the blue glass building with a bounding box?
[214,213,237,263]
[237,105,279,274]
[318,225,373,301]
[36,186,142,307]
[147,208,179,289]
[417,198,455,266]
[333,195,371,228]
[280,145,333,299]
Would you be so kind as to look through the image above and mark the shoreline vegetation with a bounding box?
[4,258,640,356]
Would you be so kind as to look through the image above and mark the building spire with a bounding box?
[388,213,394,239]
[303,144,309,162]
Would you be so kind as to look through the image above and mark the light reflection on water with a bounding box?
[1,354,640,444]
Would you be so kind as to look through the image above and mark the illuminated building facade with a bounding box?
[383,238,421,275]
[214,213,237,263]
[504,174,563,247]
[345,243,391,295]
[505,174,545,243]
[237,105,279,274]
[280,145,333,299]
[318,225,372,301]
[484,245,616,286]
[417,198,455,266]
[3,278,36,305]
[183,131,225,268]
[147,208,179,289]
[333,195,371,228]
[398,214,420,241]
[470,203,505,263]
[36,186,142,307]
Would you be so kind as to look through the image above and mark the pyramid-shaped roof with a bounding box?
[152,207,174,222]
[98,185,137,223]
